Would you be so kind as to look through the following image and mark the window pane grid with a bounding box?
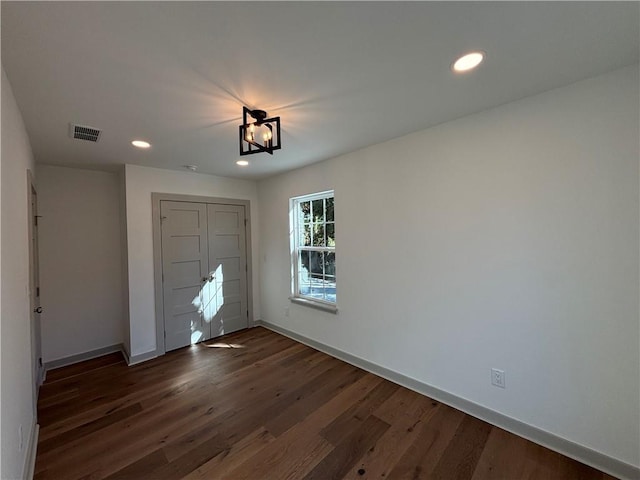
[297,248,335,302]
[293,192,336,304]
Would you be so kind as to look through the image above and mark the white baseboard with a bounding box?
[256,320,639,480]
[22,422,39,480]
[44,344,124,372]
[121,347,157,366]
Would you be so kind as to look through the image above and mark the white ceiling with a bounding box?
[2,2,638,179]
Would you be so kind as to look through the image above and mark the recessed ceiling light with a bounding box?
[131,140,151,149]
[236,160,249,166]
[452,51,485,73]
[184,165,198,171]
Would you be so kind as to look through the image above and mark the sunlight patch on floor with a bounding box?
[206,342,245,349]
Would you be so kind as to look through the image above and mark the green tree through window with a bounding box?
[291,192,335,305]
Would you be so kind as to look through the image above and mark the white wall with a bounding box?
[258,65,640,468]
[37,165,123,362]
[1,67,37,479]
[124,164,259,357]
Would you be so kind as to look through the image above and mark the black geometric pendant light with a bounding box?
[239,107,281,156]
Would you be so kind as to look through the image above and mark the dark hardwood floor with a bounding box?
[35,327,616,480]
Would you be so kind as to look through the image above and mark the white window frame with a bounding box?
[289,190,337,313]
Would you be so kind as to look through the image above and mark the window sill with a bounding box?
[289,297,338,314]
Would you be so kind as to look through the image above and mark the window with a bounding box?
[290,191,336,310]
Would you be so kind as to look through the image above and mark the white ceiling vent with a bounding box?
[69,123,101,142]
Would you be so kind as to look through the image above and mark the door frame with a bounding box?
[27,169,44,409]
[151,193,255,356]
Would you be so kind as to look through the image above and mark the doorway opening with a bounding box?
[27,170,44,410]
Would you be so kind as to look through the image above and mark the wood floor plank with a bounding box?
[35,327,618,480]
[38,332,301,439]
[221,428,333,480]
[225,374,387,480]
[304,415,391,480]
[386,404,466,479]
[470,426,538,480]
[342,389,440,480]
[37,387,80,409]
[37,403,143,455]
[43,352,125,383]
[320,378,399,445]
[522,438,615,480]
[101,449,169,480]
[159,357,348,463]
[38,344,323,477]
[38,332,294,427]
[429,414,493,480]
[264,361,370,437]
[180,427,276,480]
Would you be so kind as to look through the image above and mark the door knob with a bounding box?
[34,307,43,314]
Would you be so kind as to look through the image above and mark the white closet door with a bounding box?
[161,201,209,351]
[206,204,248,339]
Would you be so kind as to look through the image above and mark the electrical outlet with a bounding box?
[284,306,290,317]
[491,368,505,388]
[18,425,23,452]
